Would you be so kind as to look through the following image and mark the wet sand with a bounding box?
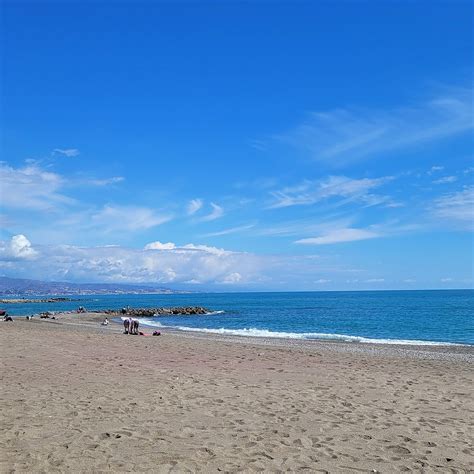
[1,313,473,473]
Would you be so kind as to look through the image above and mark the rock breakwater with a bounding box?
[104,306,210,317]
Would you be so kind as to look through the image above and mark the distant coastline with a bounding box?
[0,297,76,304]
[0,276,189,296]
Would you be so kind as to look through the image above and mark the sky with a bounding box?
[1,1,473,291]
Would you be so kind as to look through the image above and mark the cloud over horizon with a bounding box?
[0,235,262,286]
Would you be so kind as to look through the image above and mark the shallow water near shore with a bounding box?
[3,290,473,345]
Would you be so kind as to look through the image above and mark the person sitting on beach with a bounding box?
[102,317,109,326]
[3,315,13,322]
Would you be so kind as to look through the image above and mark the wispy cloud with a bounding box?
[0,163,74,211]
[187,198,203,216]
[0,163,128,211]
[53,148,80,157]
[202,223,255,237]
[87,176,125,186]
[428,165,445,175]
[199,202,224,222]
[92,205,172,232]
[258,217,352,238]
[433,185,474,229]
[274,86,473,165]
[248,139,268,151]
[432,176,458,184]
[268,175,394,209]
[295,227,380,245]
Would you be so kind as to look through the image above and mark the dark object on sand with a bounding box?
[3,315,13,322]
[152,331,161,336]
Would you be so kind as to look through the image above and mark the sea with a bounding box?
[2,290,473,346]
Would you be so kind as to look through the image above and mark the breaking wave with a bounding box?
[137,320,464,346]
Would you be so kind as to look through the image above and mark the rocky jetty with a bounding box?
[104,306,210,317]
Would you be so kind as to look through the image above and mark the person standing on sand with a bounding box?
[123,318,130,334]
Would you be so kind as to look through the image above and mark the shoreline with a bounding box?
[2,312,473,472]
[13,311,474,362]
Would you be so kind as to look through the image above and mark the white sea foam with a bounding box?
[137,319,464,346]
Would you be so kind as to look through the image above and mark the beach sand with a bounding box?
[1,313,473,473]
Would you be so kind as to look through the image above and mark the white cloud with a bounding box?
[0,162,127,212]
[432,176,457,184]
[0,163,73,211]
[0,237,261,285]
[366,278,385,283]
[295,228,379,245]
[0,235,38,260]
[433,186,474,229]
[315,279,331,283]
[199,202,224,222]
[268,175,394,209]
[181,243,231,256]
[92,205,172,232]
[248,139,268,151]
[87,176,125,186]
[274,86,473,165]
[202,223,255,237]
[187,198,203,215]
[144,241,176,250]
[53,148,80,157]
[428,165,445,175]
[220,272,242,284]
[441,277,453,282]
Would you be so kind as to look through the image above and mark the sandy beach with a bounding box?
[1,313,473,473]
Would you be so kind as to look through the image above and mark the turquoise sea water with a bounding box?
[2,290,473,345]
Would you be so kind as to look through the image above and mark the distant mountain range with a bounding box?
[0,277,185,296]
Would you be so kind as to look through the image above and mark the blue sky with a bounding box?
[1,1,473,290]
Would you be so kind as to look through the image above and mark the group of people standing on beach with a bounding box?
[123,317,139,335]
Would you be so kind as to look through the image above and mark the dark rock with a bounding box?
[102,306,211,317]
